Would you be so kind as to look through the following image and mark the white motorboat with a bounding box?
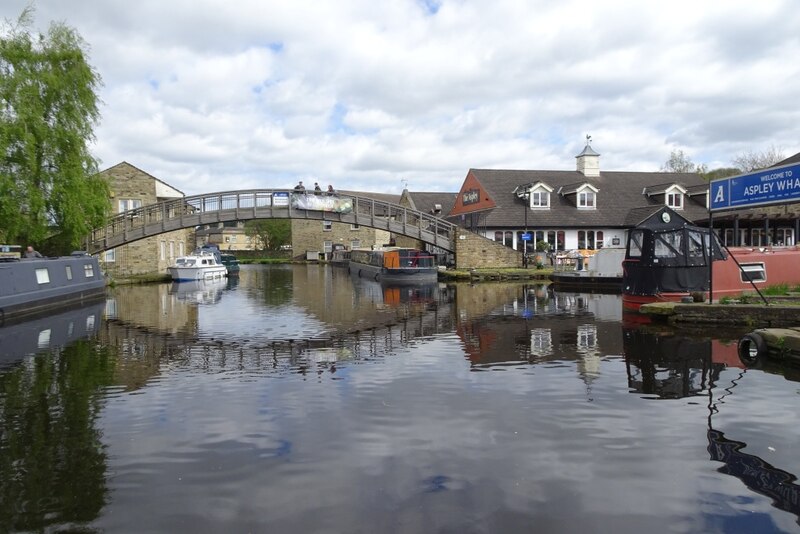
[168,250,227,282]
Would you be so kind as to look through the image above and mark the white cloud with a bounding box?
[3,0,799,195]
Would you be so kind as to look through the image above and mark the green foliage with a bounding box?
[535,240,549,252]
[0,7,109,253]
[244,219,291,251]
[700,167,741,182]
[762,283,790,296]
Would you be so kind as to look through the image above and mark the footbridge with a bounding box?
[87,189,459,254]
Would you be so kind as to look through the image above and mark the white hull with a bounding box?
[168,265,227,281]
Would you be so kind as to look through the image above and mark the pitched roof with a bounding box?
[405,191,457,218]
[465,168,709,228]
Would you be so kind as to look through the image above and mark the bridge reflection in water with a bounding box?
[3,265,800,531]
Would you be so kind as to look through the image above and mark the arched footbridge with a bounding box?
[86,189,460,254]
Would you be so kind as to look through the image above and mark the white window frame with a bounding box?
[323,221,333,231]
[578,191,595,209]
[531,190,550,209]
[665,186,686,210]
[118,198,142,213]
[740,263,766,283]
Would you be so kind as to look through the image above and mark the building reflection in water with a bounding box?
[623,326,800,525]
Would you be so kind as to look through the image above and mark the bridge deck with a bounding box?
[87,190,457,253]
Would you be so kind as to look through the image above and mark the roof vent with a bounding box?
[432,204,442,213]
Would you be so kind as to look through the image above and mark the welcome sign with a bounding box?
[710,162,800,212]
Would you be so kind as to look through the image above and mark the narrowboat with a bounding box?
[168,249,228,281]
[550,247,625,292]
[348,247,438,284]
[330,248,351,267]
[622,207,800,311]
[0,250,106,322]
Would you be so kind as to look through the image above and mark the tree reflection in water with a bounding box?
[0,340,116,531]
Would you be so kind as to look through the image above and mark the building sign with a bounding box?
[291,193,353,214]
[710,162,800,212]
[272,192,290,206]
[462,189,480,206]
[520,233,532,241]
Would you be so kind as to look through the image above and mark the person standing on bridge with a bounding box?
[294,181,305,191]
[327,184,335,194]
[314,182,322,194]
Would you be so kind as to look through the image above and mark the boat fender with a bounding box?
[374,273,380,281]
[737,332,768,368]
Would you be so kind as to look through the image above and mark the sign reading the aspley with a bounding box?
[710,162,800,212]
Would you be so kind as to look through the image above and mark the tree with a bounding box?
[244,219,291,251]
[0,7,109,254]
[732,145,785,173]
[660,149,699,173]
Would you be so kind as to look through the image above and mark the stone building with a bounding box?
[290,190,398,259]
[99,162,195,278]
[195,221,255,251]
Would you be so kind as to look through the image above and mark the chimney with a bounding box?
[575,135,600,177]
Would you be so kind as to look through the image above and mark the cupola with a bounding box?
[575,135,600,177]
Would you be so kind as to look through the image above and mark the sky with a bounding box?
[2,0,799,196]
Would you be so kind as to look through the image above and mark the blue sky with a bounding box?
[2,0,799,196]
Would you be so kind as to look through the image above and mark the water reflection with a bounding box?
[0,301,105,368]
[3,266,800,531]
[0,306,115,532]
[624,326,800,525]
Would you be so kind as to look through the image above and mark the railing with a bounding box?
[87,189,458,254]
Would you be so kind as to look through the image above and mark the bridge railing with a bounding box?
[88,189,457,253]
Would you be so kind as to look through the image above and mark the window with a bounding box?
[169,241,175,259]
[596,231,604,249]
[160,241,166,261]
[628,230,644,257]
[104,249,116,262]
[119,199,142,213]
[83,264,95,278]
[36,268,50,284]
[323,241,333,253]
[65,265,73,280]
[351,224,360,230]
[578,191,595,208]
[531,190,549,208]
[323,221,332,231]
[778,228,794,246]
[578,230,598,250]
[666,191,683,210]
[654,231,684,259]
[351,239,361,249]
[494,231,513,248]
[740,263,766,283]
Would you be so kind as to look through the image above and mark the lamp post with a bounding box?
[523,190,529,268]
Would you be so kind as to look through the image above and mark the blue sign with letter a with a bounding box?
[711,162,800,211]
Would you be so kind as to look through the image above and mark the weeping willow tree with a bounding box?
[0,7,110,254]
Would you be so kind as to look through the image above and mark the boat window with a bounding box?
[35,268,50,284]
[654,231,684,259]
[65,265,73,280]
[687,231,705,260]
[740,263,766,283]
[627,230,644,258]
[84,264,95,278]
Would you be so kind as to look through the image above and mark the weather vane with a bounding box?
[401,178,408,190]
[586,134,592,145]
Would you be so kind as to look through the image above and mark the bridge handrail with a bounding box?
[88,189,458,253]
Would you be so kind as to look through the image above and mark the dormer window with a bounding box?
[578,190,595,209]
[515,182,553,210]
[665,186,685,210]
[531,190,550,208]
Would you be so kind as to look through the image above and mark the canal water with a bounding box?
[2,264,800,533]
